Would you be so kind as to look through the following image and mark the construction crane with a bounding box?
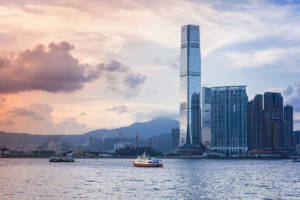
[115,129,123,151]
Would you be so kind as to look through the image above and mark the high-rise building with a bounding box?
[248,95,264,150]
[48,135,62,144]
[263,92,284,150]
[171,128,179,150]
[293,130,300,148]
[247,100,253,149]
[284,105,293,150]
[202,87,212,147]
[210,86,248,155]
[88,137,103,152]
[177,24,204,154]
[30,142,35,150]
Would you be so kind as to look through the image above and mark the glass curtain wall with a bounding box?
[179,25,201,147]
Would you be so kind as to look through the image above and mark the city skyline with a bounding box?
[1,0,300,136]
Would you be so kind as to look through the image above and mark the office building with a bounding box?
[171,128,179,150]
[293,130,300,148]
[48,135,62,144]
[202,87,212,147]
[284,105,293,149]
[89,137,103,152]
[210,86,248,155]
[263,92,284,150]
[177,24,204,154]
[247,95,264,150]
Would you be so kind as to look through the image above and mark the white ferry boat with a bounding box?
[133,151,163,167]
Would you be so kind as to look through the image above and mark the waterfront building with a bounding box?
[89,137,103,152]
[210,86,248,155]
[263,92,284,150]
[177,24,204,154]
[30,142,35,150]
[171,128,179,150]
[48,135,62,144]
[55,143,61,155]
[247,95,264,150]
[202,87,212,147]
[284,105,293,149]
[293,130,300,148]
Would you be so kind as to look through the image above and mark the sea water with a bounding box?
[0,158,299,199]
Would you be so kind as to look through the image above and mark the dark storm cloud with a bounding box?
[106,105,129,114]
[122,73,147,98]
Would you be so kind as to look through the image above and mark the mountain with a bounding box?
[0,118,179,146]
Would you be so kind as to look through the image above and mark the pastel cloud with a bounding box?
[106,105,129,114]
[0,41,100,94]
[1,103,90,135]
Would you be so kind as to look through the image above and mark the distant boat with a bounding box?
[133,151,163,167]
[49,157,74,162]
[291,158,300,162]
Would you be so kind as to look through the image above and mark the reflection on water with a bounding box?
[0,159,300,199]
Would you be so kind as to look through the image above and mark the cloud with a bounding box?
[122,73,147,98]
[224,47,300,69]
[5,104,53,121]
[80,112,86,116]
[106,105,129,114]
[1,103,90,134]
[285,83,300,112]
[153,56,180,69]
[0,41,101,94]
[0,119,15,125]
[135,109,179,122]
[97,60,130,73]
[294,119,300,124]
[283,85,293,97]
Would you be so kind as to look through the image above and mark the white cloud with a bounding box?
[224,47,300,69]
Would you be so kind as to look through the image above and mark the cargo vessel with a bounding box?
[133,151,163,167]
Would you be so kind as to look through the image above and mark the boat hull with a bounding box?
[133,163,163,167]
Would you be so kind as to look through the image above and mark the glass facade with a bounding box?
[202,87,212,147]
[210,86,248,155]
[179,25,201,148]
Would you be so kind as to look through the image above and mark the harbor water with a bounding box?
[0,158,300,199]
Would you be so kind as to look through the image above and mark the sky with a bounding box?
[0,0,300,135]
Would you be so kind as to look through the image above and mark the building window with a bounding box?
[233,104,236,112]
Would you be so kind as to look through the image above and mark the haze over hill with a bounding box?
[0,118,179,146]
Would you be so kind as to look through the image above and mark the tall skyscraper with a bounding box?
[248,95,264,150]
[202,87,212,147]
[284,105,293,149]
[210,86,248,155]
[177,24,204,154]
[263,92,283,150]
